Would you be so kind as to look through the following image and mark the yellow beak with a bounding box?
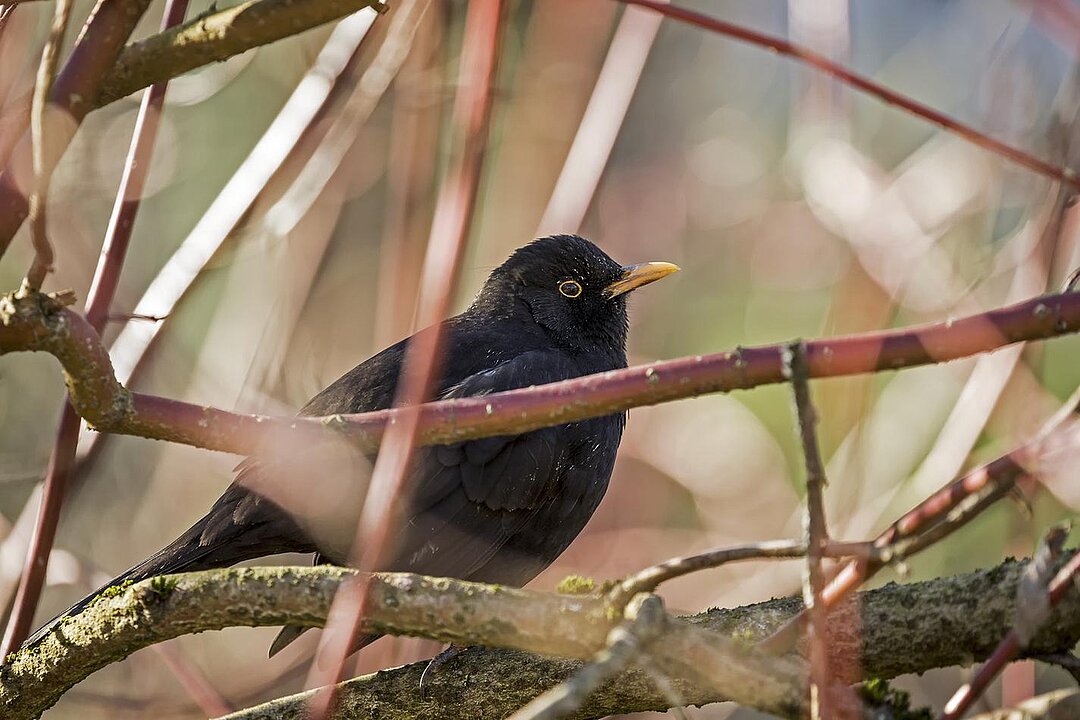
[603,261,680,298]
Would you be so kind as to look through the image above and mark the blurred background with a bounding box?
[2,0,1080,717]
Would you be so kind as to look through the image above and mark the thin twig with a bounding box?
[615,0,1080,189]
[942,527,1077,720]
[303,2,505,716]
[965,688,1080,720]
[507,594,668,720]
[760,387,1080,655]
[784,341,832,719]
[22,0,72,291]
[607,539,808,612]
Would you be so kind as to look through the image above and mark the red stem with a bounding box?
[941,551,1080,719]
[0,0,156,258]
[5,290,1080,459]
[0,0,190,657]
[615,0,1080,189]
[303,1,505,716]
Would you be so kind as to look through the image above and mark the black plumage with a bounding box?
[25,234,677,655]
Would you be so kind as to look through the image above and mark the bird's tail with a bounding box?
[23,490,309,650]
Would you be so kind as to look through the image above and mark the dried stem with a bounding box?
[22,0,72,291]
[616,0,1080,189]
[784,341,832,719]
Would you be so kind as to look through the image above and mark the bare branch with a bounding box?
[943,531,1080,719]
[5,288,1080,459]
[95,0,387,107]
[607,539,807,612]
[508,593,668,720]
[784,340,833,718]
[0,0,157,258]
[616,0,1080,189]
[762,387,1080,654]
[4,566,807,720]
[22,0,73,291]
[0,0,194,659]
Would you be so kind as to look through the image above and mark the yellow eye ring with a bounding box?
[558,280,582,298]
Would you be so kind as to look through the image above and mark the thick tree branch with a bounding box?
[5,556,1080,720]
[94,0,387,107]
[4,288,1080,459]
[2,566,805,720]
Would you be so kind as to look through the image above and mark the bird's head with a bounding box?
[475,234,679,358]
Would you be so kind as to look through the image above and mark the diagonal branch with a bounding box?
[616,0,1080,189]
[95,0,388,107]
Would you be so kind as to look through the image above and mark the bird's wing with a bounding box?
[384,349,582,582]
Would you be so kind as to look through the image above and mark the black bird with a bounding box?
[26,234,678,656]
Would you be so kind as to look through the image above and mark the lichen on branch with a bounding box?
[5,556,1079,720]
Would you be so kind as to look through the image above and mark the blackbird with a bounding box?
[26,234,677,656]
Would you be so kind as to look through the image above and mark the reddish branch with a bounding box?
[785,342,833,718]
[304,1,504,715]
[4,289,1080,459]
[0,0,193,658]
[616,0,1080,189]
[0,0,156,257]
[942,539,1080,719]
[760,389,1080,655]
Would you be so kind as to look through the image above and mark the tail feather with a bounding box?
[24,483,316,649]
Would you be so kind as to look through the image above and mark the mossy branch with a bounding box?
[5,556,1079,720]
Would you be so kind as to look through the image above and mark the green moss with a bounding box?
[858,678,932,719]
[729,627,757,652]
[556,575,597,595]
[95,579,137,605]
[149,576,179,597]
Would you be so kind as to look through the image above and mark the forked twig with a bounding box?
[508,594,667,720]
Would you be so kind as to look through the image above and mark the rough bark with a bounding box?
[3,556,1077,720]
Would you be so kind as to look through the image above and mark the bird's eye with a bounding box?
[558,280,582,298]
